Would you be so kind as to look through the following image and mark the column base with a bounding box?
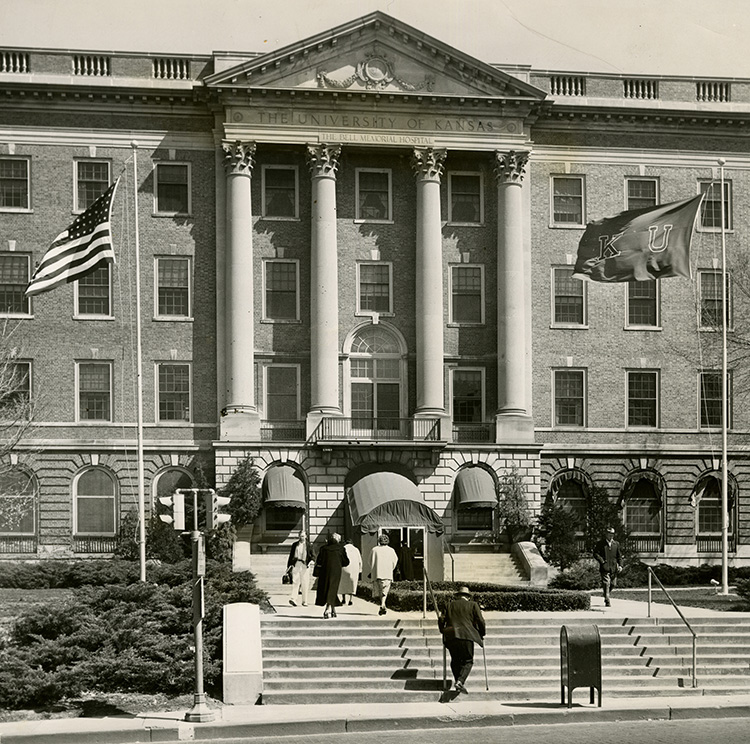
[220,408,261,442]
[495,412,535,444]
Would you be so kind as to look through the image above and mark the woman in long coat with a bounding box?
[314,532,349,618]
[338,538,362,605]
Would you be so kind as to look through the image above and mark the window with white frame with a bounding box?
[264,365,300,422]
[76,160,110,211]
[156,257,191,318]
[74,468,116,535]
[262,165,298,219]
[157,363,191,422]
[75,265,111,317]
[553,369,586,427]
[77,361,112,422]
[0,469,35,535]
[627,280,659,327]
[699,180,732,230]
[452,369,484,423]
[356,169,391,221]
[0,158,29,210]
[627,370,659,427]
[449,172,483,224]
[623,478,661,535]
[699,370,731,429]
[696,476,732,535]
[699,270,732,329]
[357,263,392,314]
[451,265,484,324]
[551,175,585,226]
[625,178,658,211]
[263,260,299,321]
[154,163,190,214]
[553,267,586,326]
[0,253,31,315]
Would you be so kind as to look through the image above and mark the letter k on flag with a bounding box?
[573,194,704,282]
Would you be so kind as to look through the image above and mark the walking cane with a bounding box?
[482,641,489,691]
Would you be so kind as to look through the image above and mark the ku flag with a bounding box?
[25,179,119,297]
[572,194,704,282]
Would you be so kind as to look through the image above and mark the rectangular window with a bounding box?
[0,471,35,535]
[358,263,392,314]
[76,160,110,211]
[627,370,658,427]
[158,363,191,422]
[0,158,29,210]
[551,176,584,226]
[265,366,300,421]
[155,163,190,214]
[553,267,586,325]
[0,254,30,315]
[698,499,723,534]
[699,270,731,329]
[627,281,658,327]
[451,265,484,324]
[77,362,112,422]
[449,172,483,224]
[156,257,191,318]
[554,369,586,427]
[356,169,391,221]
[452,369,483,423]
[264,260,299,320]
[262,165,298,218]
[700,371,731,429]
[626,178,658,211]
[75,265,111,317]
[699,180,732,230]
[1,361,31,411]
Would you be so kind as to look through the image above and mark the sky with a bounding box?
[3,0,750,78]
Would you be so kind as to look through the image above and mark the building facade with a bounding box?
[0,12,748,569]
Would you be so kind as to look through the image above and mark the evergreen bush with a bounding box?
[535,499,580,570]
[496,468,532,542]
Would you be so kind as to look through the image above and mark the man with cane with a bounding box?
[438,586,486,694]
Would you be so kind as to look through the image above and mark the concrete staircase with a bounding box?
[447,550,528,584]
[259,614,750,704]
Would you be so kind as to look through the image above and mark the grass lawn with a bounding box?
[611,586,750,612]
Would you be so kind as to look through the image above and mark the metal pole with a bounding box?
[647,569,652,618]
[719,158,729,596]
[482,642,489,691]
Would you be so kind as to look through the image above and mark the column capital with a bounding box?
[223,140,256,176]
[493,150,530,185]
[411,147,447,182]
[306,143,341,178]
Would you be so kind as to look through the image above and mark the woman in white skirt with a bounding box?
[338,538,362,605]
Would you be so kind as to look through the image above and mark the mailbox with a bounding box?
[560,624,602,707]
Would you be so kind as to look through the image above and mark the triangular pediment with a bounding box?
[205,12,545,101]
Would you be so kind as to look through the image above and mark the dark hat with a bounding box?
[456,585,472,596]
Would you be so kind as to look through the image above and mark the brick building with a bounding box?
[0,12,748,572]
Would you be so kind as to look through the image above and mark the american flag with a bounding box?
[25,178,119,297]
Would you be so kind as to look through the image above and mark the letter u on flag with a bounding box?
[572,194,704,282]
[25,178,119,297]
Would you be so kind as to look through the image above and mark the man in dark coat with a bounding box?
[593,526,623,607]
[313,532,349,618]
[438,586,486,694]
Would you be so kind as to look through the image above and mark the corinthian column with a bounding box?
[412,147,447,417]
[221,140,259,440]
[494,150,533,442]
[306,144,342,431]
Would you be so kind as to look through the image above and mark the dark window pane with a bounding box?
[77,265,110,315]
[553,177,583,224]
[158,258,190,316]
[156,164,189,213]
[77,161,109,210]
[453,370,483,423]
[159,364,190,421]
[628,281,657,326]
[79,363,111,421]
[554,268,584,324]
[0,159,29,209]
[627,179,657,211]
[628,372,657,427]
[264,168,296,217]
[452,267,482,323]
[359,264,390,312]
[555,370,584,426]
[266,366,298,421]
[358,171,389,220]
[451,174,481,223]
[0,254,30,314]
[266,262,297,319]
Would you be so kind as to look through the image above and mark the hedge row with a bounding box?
[358,580,590,612]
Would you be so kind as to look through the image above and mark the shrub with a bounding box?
[535,499,580,570]
[548,559,601,590]
[221,457,262,529]
[496,468,532,542]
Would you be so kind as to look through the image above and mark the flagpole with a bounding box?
[719,157,729,596]
[131,141,147,583]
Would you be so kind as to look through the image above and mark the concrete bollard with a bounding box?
[223,602,263,704]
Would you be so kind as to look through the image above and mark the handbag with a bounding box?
[282,567,292,585]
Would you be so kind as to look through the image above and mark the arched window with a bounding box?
[555,480,587,533]
[454,466,496,532]
[153,468,194,503]
[694,474,735,552]
[74,468,116,535]
[347,325,405,430]
[623,478,662,551]
[0,469,35,535]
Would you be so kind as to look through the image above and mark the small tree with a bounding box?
[496,468,532,542]
[221,456,262,529]
[535,498,580,570]
[584,484,628,553]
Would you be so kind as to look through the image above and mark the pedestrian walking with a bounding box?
[593,526,623,607]
[313,532,349,618]
[286,530,315,606]
[369,533,399,615]
[438,585,486,695]
[338,538,362,605]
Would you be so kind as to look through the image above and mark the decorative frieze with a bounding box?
[317,48,434,92]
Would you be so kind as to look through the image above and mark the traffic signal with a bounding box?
[158,491,185,531]
[205,489,231,530]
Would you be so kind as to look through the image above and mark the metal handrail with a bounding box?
[647,566,698,688]
[444,539,455,582]
[423,570,449,691]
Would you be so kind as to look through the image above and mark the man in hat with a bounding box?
[438,585,486,694]
[593,526,623,607]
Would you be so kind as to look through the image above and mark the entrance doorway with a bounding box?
[379,526,425,580]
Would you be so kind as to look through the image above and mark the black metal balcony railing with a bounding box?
[452,423,495,443]
[697,535,736,553]
[74,536,117,554]
[260,420,307,442]
[0,535,37,553]
[626,535,663,554]
[316,417,440,442]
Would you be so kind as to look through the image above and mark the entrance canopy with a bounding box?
[454,467,496,509]
[263,465,306,509]
[347,471,444,534]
